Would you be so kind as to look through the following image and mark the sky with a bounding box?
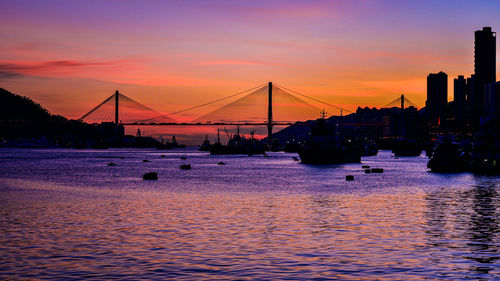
[0,0,499,141]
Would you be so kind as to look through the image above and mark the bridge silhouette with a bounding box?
[80,82,418,140]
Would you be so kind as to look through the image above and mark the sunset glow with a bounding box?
[1,0,499,120]
[2,2,500,279]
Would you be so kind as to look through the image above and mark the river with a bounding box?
[0,148,499,280]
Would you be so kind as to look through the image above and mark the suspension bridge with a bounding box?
[384,94,417,110]
[79,82,418,140]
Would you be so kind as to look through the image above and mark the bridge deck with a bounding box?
[120,122,295,126]
[118,122,383,126]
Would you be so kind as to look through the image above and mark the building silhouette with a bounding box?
[473,27,496,124]
[454,75,467,125]
[466,75,475,111]
[426,71,448,124]
[484,82,500,117]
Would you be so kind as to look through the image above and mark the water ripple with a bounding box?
[0,148,500,279]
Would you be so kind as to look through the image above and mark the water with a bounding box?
[0,148,499,280]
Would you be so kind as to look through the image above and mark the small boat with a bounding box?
[298,116,362,165]
[180,164,191,170]
[392,139,422,157]
[427,141,468,173]
[210,128,266,155]
[284,139,301,153]
[199,135,211,151]
[143,172,158,180]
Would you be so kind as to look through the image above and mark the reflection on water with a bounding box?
[0,148,500,279]
[424,176,500,279]
[467,180,499,275]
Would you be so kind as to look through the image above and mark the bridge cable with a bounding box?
[118,93,162,114]
[274,83,353,113]
[404,97,417,107]
[384,96,402,108]
[384,95,418,108]
[79,94,115,120]
[136,82,268,123]
[86,101,110,123]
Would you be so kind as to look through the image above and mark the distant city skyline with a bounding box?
[473,26,496,122]
[426,26,497,128]
[1,0,500,120]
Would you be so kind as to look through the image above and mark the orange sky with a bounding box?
[1,0,499,143]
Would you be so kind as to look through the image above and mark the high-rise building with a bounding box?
[426,71,448,124]
[466,75,475,121]
[454,75,467,125]
[466,75,475,103]
[484,82,500,117]
[473,27,496,122]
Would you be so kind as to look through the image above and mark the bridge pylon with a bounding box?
[115,90,119,124]
[267,82,273,141]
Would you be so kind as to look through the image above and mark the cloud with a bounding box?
[0,71,23,79]
[0,59,139,80]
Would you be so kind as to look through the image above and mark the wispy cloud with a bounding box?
[0,71,23,79]
[0,59,140,80]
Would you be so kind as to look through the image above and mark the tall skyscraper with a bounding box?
[484,82,500,117]
[473,27,496,122]
[426,71,448,124]
[454,75,467,125]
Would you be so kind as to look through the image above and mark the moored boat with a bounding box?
[199,135,211,151]
[209,128,266,155]
[427,140,468,173]
[298,116,361,164]
[392,139,422,156]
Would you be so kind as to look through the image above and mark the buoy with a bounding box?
[346,175,354,181]
[217,162,225,165]
[142,159,150,163]
[143,172,158,180]
[160,155,166,158]
[362,165,370,169]
[107,162,116,166]
[180,164,191,170]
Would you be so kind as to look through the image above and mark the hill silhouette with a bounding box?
[0,88,169,148]
[0,88,67,123]
[0,88,113,146]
